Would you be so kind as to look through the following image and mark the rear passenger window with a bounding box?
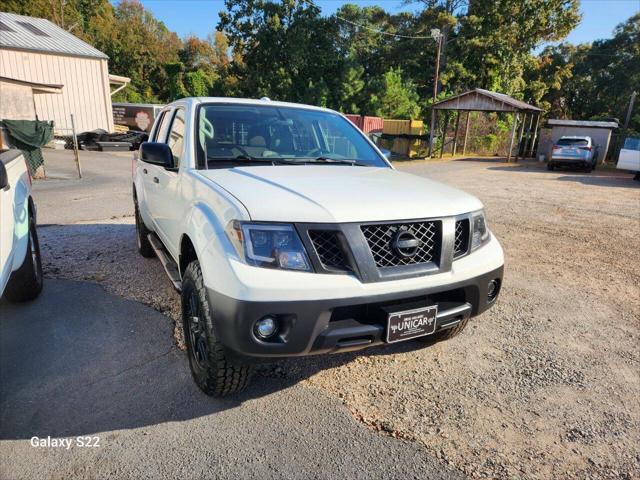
[167,109,185,168]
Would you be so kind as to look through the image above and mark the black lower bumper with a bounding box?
[550,158,591,168]
[208,265,503,361]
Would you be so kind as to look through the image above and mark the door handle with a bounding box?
[143,168,148,174]
[153,177,159,184]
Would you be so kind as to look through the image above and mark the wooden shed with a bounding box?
[0,11,123,133]
[431,88,542,161]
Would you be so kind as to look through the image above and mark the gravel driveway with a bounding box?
[35,153,640,479]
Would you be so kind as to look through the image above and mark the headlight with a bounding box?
[471,210,490,251]
[226,221,311,271]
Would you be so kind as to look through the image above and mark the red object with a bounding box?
[344,114,383,134]
[580,146,592,151]
[361,116,383,134]
[344,114,363,129]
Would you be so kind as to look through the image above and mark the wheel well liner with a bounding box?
[180,235,198,276]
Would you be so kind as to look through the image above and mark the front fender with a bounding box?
[182,201,248,298]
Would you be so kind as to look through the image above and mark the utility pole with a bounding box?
[622,91,637,131]
[428,29,443,158]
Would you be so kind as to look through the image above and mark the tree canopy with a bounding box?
[3,0,638,129]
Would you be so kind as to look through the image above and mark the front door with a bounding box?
[146,107,187,259]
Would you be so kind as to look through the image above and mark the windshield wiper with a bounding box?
[300,156,369,166]
[207,155,299,165]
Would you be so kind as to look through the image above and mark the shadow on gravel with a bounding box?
[0,275,435,440]
[486,163,639,186]
[556,173,640,188]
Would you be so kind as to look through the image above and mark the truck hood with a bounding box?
[198,166,483,223]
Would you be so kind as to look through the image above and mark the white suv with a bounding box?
[133,98,504,396]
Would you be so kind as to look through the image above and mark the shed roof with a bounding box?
[432,88,541,112]
[0,12,108,59]
[547,119,618,129]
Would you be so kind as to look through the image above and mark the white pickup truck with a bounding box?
[133,98,504,396]
[0,149,43,302]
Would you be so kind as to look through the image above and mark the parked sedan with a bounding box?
[548,136,598,172]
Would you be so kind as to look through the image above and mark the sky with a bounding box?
[131,0,639,48]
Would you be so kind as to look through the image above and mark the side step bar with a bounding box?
[147,233,182,292]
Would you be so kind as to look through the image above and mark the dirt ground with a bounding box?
[39,158,640,479]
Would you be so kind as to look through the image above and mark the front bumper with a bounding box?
[208,265,503,360]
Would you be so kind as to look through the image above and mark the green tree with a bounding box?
[218,0,342,104]
[371,68,422,119]
[453,0,581,95]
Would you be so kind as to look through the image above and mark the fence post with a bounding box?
[70,114,82,179]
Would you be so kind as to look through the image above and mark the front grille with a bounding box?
[454,219,470,258]
[361,221,440,268]
[309,230,351,272]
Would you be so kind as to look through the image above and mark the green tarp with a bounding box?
[1,120,54,174]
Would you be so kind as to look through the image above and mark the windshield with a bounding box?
[196,103,388,168]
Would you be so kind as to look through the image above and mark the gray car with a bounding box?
[548,136,598,172]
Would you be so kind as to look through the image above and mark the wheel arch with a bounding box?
[179,234,198,277]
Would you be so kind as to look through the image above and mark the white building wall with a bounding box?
[0,48,113,133]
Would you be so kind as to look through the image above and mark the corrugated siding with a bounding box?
[0,49,113,133]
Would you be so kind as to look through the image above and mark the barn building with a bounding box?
[0,11,128,133]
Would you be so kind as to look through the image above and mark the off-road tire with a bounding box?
[135,201,155,258]
[4,212,43,302]
[182,260,252,396]
[417,318,469,343]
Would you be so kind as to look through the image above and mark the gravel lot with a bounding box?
[37,155,639,479]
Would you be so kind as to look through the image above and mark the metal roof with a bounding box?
[0,12,108,59]
[432,88,541,112]
[547,119,618,129]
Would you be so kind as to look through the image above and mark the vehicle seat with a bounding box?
[245,135,267,157]
[269,126,295,155]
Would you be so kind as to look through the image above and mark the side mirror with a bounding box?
[379,148,391,160]
[0,161,7,190]
[140,142,174,169]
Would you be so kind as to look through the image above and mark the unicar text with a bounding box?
[389,314,434,334]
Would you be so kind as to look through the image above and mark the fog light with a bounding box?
[487,279,499,301]
[254,316,278,339]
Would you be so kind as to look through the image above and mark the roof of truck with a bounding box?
[170,97,337,113]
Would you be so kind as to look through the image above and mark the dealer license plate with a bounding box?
[386,305,438,343]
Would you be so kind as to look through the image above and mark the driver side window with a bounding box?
[167,109,186,169]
